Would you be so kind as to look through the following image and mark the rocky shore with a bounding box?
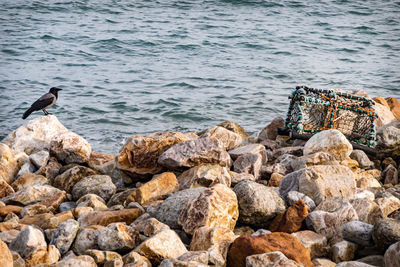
[0,95,400,267]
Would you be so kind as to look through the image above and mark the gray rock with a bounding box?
[251,229,272,236]
[376,120,400,158]
[331,240,358,263]
[290,152,338,172]
[350,150,374,169]
[72,227,103,255]
[98,223,139,252]
[59,201,77,212]
[233,153,263,180]
[286,191,316,211]
[51,219,80,255]
[383,164,399,185]
[228,144,267,163]
[384,241,400,267]
[29,150,50,169]
[9,226,46,258]
[71,175,116,201]
[372,219,400,250]
[358,255,384,267]
[16,161,36,177]
[230,172,255,186]
[342,221,374,247]
[336,262,375,267]
[233,180,286,228]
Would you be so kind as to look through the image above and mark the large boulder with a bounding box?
[303,129,353,161]
[178,184,238,235]
[158,138,232,169]
[200,126,242,150]
[71,175,116,201]
[279,165,356,206]
[2,184,61,206]
[0,143,25,184]
[50,131,92,164]
[117,132,195,176]
[233,180,285,228]
[178,164,231,190]
[376,121,400,158]
[9,226,47,258]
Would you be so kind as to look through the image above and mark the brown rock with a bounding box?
[217,121,249,142]
[292,230,328,259]
[386,97,400,120]
[12,251,25,267]
[2,184,61,206]
[107,188,136,207]
[384,241,400,267]
[269,200,310,233]
[21,204,48,217]
[375,195,400,217]
[0,239,13,267]
[53,165,96,192]
[178,164,231,190]
[25,245,60,267]
[38,190,68,213]
[41,210,74,229]
[54,255,97,267]
[246,251,305,267]
[312,258,336,267]
[226,232,313,267]
[36,157,62,182]
[19,213,53,228]
[233,153,263,180]
[72,225,105,255]
[85,249,122,265]
[78,208,143,227]
[126,172,178,205]
[375,102,397,127]
[200,126,242,150]
[383,164,399,185]
[50,131,92,164]
[0,143,24,184]
[122,251,152,267]
[88,152,115,171]
[0,180,14,198]
[0,205,22,217]
[228,144,267,163]
[98,223,140,252]
[117,132,195,176]
[77,194,108,211]
[10,173,48,192]
[268,173,284,187]
[257,117,285,141]
[374,97,391,108]
[351,198,383,225]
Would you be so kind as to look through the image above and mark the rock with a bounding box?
[273,146,304,159]
[107,188,135,207]
[356,171,382,189]
[98,160,132,185]
[78,208,143,227]
[358,255,385,267]
[217,121,248,141]
[384,241,400,267]
[331,240,357,263]
[73,206,94,219]
[50,219,79,255]
[0,143,25,184]
[233,153,263,180]
[179,184,238,235]
[228,144,267,163]
[200,126,242,150]
[9,226,46,258]
[72,225,104,255]
[292,230,328,259]
[375,194,400,217]
[386,97,400,120]
[290,152,338,172]
[268,173,284,187]
[158,138,232,169]
[178,164,231,190]
[10,172,46,191]
[286,191,316,211]
[376,121,400,158]
[230,172,255,186]
[350,150,374,169]
[0,180,14,198]
[335,262,374,267]
[375,102,397,128]
[177,251,209,265]
[24,245,60,267]
[382,157,398,169]
[88,152,115,170]
[303,129,353,161]
[16,161,36,177]
[122,251,152,266]
[190,226,236,266]
[257,117,285,141]
[306,202,358,242]
[279,165,356,206]
[117,132,195,176]
[269,200,310,233]
[20,204,48,217]
[342,221,374,246]
[383,164,398,185]
[132,217,170,237]
[54,255,97,267]
[2,184,61,206]
[53,166,96,194]
[40,190,68,214]
[312,258,336,267]
[29,150,49,169]
[135,229,188,265]
[85,249,122,265]
[59,201,77,212]
[0,239,13,267]
[372,219,400,250]
[77,194,108,210]
[149,187,206,229]
[126,172,178,205]
[49,131,91,164]
[351,198,382,225]
[246,251,305,267]
[0,205,22,217]
[252,229,272,236]
[40,210,74,230]
[234,180,285,228]
[98,223,139,252]
[71,174,116,201]
[226,232,313,267]
[158,258,208,267]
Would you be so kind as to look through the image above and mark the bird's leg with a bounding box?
[42,109,49,115]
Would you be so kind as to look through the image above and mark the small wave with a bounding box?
[164,82,197,89]
[40,34,58,40]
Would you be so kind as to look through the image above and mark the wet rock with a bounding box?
[350,150,374,169]
[292,230,328,259]
[135,229,188,265]
[290,152,338,172]
[72,226,104,255]
[227,232,313,267]
[29,150,49,169]
[158,138,232,169]
[76,194,108,210]
[49,131,91,164]
[179,184,238,234]
[303,129,353,161]
[383,164,398,185]
[351,198,382,225]
[117,132,195,176]
[24,245,60,267]
[372,219,400,250]
[234,180,285,228]
[268,172,284,187]
[78,208,143,227]
[0,239,13,267]
[331,240,357,263]
[342,221,374,247]
[178,164,231,190]
[149,187,206,229]
[2,184,61,206]
[190,226,236,266]
[200,126,242,150]
[257,117,285,141]
[50,219,79,255]
[71,174,116,201]
[286,191,316,211]
[246,251,305,267]
[0,180,14,198]
[384,241,400,267]
[279,165,356,205]
[126,172,178,205]
[269,200,309,233]
[53,165,96,193]
[376,121,400,158]
[0,143,24,184]
[9,226,46,258]
[233,153,263,180]
[122,251,152,267]
[54,255,97,267]
[98,223,139,252]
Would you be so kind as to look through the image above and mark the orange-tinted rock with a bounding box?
[268,173,284,187]
[269,200,310,233]
[78,208,143,227]
[0,205,22,217]
[36,157,62,182]
[386,97,400,120]
[375,102,397,127]
[38,190,68,213]
[24,245,60,267]
[0,239,13,267]
[10,173,48,192]
[88,152,115,171]
[374,97,390,109]
[227,232,313,267]
[41,210,74,229]
[0,143,24,184]
[53,165,97,193]
[0,180,14,198]
[19,213,53,229]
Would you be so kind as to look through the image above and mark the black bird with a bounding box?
[22,87,63,119]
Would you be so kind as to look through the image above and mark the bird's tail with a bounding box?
[22,107,35,120]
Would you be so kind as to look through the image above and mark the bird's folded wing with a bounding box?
[31,93,54,110]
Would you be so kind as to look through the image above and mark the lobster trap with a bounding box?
[282,86,378,149]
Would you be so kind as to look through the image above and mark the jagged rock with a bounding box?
[268,173,284,187]
[2,184,61,206]
[0,205,22,217]
[341,158,359,172]
[234,180,285,228]
[246,251,305,267]
[158,258,208,267]
[384,241,400,267]
[356,170,382,189]
[286,191,316,211]
[0,180,14,198]
[200,126,242,150]
[54,255,97,267]
[24,245,60,267]
[376,121,400,158]
[178,164,231,190]
[331,240,357,263]
[76,194,108,210]
[342,221,374,247]
[85,249,122,265]
[372,219,400,250]
[50,219,79,255]
[177,251,209,265]
[233,153,263,180]
[375,102,397,127]
[53,165,96,193]
[88,152,115,170]
[217,121,248,141]
[29,150,49,169]
[383,164,398,185]
[190,226,236,266]
[72,225,104,255]
[49,131,91,164]
[312,258,336,267]
[0,239,12,267]
[149,187,206,229]
[98,223,139,252]
[350,150,374,169]
[227,232,313,267]
[228,144,267,163]
[107,188,136,207]
[350,198,382,225]
[303,129,353,161]
[290,152,338,172]
[269,200,309,233]
[179,184,238,234]
[292,230,328,259]
[78,208,143,227]
[122,251,152,267]
[0,143,25,184]
[158,138,232,169]
[71,174,116,201]
[230,172,255,186]
[126,172,178,205]
[20,204,48,217]
[36,157,62,182]
[9,226,46,258]
[117,132,195,176]
[279,165,356,205]
[16,161,36,177]
[257,117,285,141]
[135,229,188,265]
[132,217,170,237]
[375,194,400,217]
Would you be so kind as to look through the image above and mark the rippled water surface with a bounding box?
[1,0,399,153]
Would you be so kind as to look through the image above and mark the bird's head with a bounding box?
[49,87,62,94]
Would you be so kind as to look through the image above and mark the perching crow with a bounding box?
[22,87,62,119]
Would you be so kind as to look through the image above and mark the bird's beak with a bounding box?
[57,88,63,91]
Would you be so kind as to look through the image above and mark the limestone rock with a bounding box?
[246,251,305,267]
[227,232,313,267]
[10,173,48,192]
[135,229,188,265]
[290,152,338,172]
[279,165,356,206]
[16,161,36,177]
[257,117,285,141]
[0,180,14,198]
[85,249,122,265]
[228,144,267,163]
[29,150,49,169]
[312,258,336,267]
[40,210,74,230]
[50,219,79,255]
[24,245,60,267]
[269,200,309,233]
[342,221,374,247]
[178,164,231,190]
[234,180,285,228]
[122,251,152,267]
[126,172,178,205]
[50,131,91,164]
[2,184,61,206]
[375,195,400,217]
[375,102,397,128]
[0,239,13,267]
[383,164,398,185]
[303,129,353,161]
[36,157,62,182]
[71,174,116,201]
[88,152,115,170]
[0,143,24,184]
[356,171,382,189]
[217,120,248,141]
[9,226,46,258]
[384,241,400,267]
[286,191,316,211]
[117,132,195,176]
[72,226,104,255]
[331,240,357,263]
[53,165,96,193]
[350,150,374,169]
[372,219,400,250]
[77,194,108,210]
[268,173,284,187]
[54,255,97,267]
[292,230,328,259]
[78,208,143,227]
[351,198,382,225]
[200,126,242,150]
[179,184,238,235]
[376,121,400,158]
[233,153,263,180]
[98,223,139,252]
[158,138,232,169]
[386,97,400,120]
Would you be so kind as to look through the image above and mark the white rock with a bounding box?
[51,219,80,255]
[9,226,47,258]
[200,126,242,150]
[29,150,50,169]
[331,240,357,263]
[50,131,92,164]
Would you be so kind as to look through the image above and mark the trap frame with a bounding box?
[281,86,378,151]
